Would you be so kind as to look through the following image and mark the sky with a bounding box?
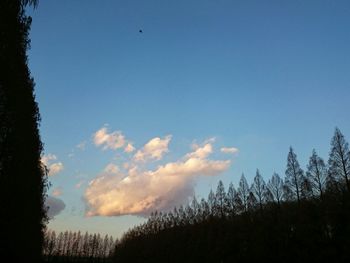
[28,0,350,238]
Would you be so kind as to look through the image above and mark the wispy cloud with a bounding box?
[41,154,64,176]
[220,147,239,154]
[84,138,232,217]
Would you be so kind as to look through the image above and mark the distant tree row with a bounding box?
[119,127,349,239]
[44,230,116,262]
[113,127,350,262]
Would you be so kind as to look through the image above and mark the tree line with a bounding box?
[113,127,350,262]
[43,230,116,263]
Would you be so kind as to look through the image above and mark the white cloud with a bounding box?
[41,154,57,166]
[134,135,172,162]
[186,142,213,159]
[41,154,64,176]
[46,196,65,219]
[93,127,126,150]
[49,162,64,176]
[84,138,231,217]
[220,147,239,154]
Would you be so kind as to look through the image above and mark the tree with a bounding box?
[267,172,284,206]
[251,169,267,211]
[225,182,237,216]
[306,149,327,199]
[328,127,350,191]
[207,189,216,215]
[237,174,250,212]
[214,180,226,217]
[285,147,304,204]
[0,0,47,262]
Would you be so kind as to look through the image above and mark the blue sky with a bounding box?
[28,0,350,238]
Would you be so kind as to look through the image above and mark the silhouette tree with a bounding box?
[251,169,267,211]
[225,182,237,216]
[0,0,48,262]
[328,127,350,192]
[306,149,327,199]
[284,147,304,204]
[237,173,249,212]
[267,172,284,206]
[214,180,226,217]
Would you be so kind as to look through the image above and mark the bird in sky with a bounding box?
[139,29,143,33]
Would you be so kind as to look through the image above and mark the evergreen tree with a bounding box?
[0,0,47,262]
[285,147,304,204]
[267,172,284,206]
[328,127,350,191]
[251,169,267,211]
[306,149,327,198]
[225,182,237,216]
[237,173,249,212]
[214,180,226,217]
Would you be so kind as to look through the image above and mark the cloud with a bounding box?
[220,147,239,154]
[49,162,64,176]
[186,141,213,159]
[134,135,172,162]
[41,154,64,176]
[45,196,66,219]
[93,127,126,150]
[52,187,63,197]
[84,139,231,217]
[124,143,135,153]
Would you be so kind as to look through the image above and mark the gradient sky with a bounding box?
[28,0,350,238]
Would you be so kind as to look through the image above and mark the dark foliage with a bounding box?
[112,129,350,262]
[0,0,48,262]
[43,230,116,263]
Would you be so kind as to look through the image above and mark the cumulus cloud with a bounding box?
[84,139,231,217]
[41,154,64,176]
[134,135,172,162]
[220,147,239,154]
[46,196,66,219]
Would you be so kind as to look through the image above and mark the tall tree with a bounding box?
[285,147,304,204]
[214,180,226,217]
[225,182,237,216]
[237,173,250,212]
[328,127,350,191]
[251,169,267,211]
[306,149,327,199]
[0,0,47,262]
[267,172,284,206]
